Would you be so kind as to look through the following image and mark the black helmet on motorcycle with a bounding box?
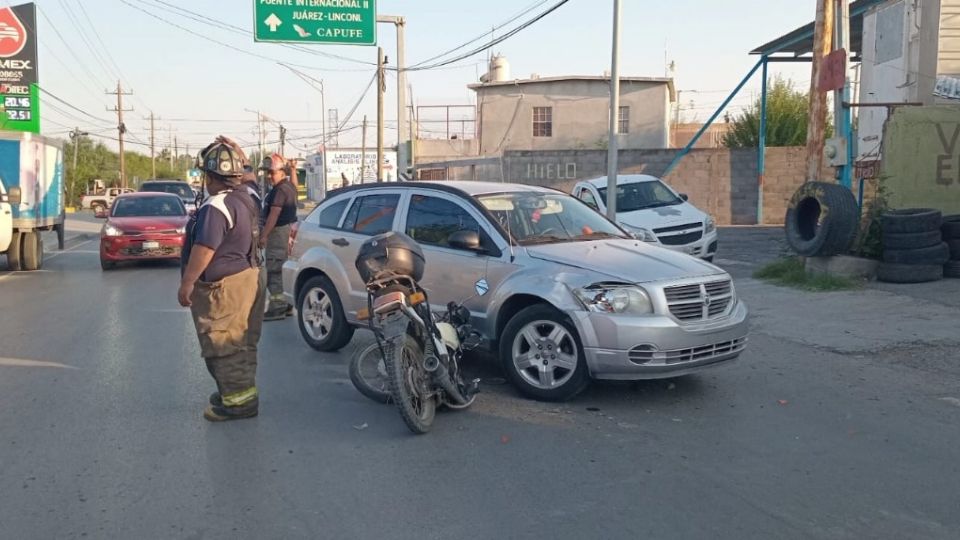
[356,231,425,283]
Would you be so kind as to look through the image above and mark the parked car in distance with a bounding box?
[572,175,719,261]
[284,181,747,401]
[80,187,134,214]
[98,192,188,271]
[140,179,198,214]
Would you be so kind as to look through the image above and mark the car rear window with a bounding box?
[317,199,349,228]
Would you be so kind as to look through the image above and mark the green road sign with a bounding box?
[254,0,377,46]
[0,84,40,134]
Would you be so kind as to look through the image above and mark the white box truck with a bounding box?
[0,133,66,271]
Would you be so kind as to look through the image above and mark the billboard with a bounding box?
[325,149,397,188]
[0,2,38,133]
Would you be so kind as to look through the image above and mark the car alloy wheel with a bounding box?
[301,286,333,341]
[511,319,579,390]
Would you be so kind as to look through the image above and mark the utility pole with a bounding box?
[605,0,622,219]
[377,15,407,179]
[174,135,179,172]
[279,124,287,156]
[806,0,834,182]
[169,126,174,168]
[106,80,134,188]
[68,127,88,170]
[361,115,368,183]
[377,47,386,182]
[145,112,157,178]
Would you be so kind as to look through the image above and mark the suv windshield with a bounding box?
[113,196,185,217]
[597,180,682,213]
[477,192,628,246]
[142,182,193,200]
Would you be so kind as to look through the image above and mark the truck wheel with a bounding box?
[6,231,22,271]
[21,232,42,271]
[91,202,105,214]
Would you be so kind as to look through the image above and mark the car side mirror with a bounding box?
[448,230,483,253]
[4,186,21,205]
[679,193,689,202]
[94,206,108,218]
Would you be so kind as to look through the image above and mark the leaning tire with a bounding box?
[882,243,950,265]
[21,231,42,271]
[784,182,859,257]
[6,231,22,271]
[877,263,943,284]
[384,335,435,434]
[882,230,942,250]
[349,342,392,404]
[296,275,354,352]
[499,304,589,402]
[943,215,960,239]
[881,208,942,234]
[944,261,960,279]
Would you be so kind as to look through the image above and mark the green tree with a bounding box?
[722,76,831,148]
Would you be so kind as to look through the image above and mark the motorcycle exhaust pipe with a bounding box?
[431,360,472,406]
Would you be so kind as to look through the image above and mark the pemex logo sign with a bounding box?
[0,7,27,58]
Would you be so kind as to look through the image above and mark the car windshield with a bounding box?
[112,196,185,217]
[143,183,193,200]
[477,192,628,246]
[597,180,683,213]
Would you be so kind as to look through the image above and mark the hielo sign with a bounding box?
[0,2,38,134]
[253,0,377,46]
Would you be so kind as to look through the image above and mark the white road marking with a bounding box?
[714,258,757,267]
[939,397,960,408]
[0,357,78,369]
[45,239,95,260]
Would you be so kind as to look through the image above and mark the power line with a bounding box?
[38,86,115,126]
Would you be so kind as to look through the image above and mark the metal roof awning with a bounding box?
[750,0,885,60]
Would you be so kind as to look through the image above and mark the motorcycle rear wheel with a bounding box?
[349,343,392,404]
[384,335,435,434]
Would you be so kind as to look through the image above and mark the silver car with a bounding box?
[283,181,748,401]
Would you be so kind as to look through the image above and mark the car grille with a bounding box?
[628,337,747,365]
[663,279,734,323]
[120,246,180,257]
[123,230,179,236]
[654,222,703,246]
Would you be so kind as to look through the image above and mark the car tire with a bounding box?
[876,263,943,284]
[21,231,42,271]
[296,275,354,352]
[881,208,942,234]
[100,257,116,271]
[499,304,589,402]
[943,215,960,239]
[6,231,22,271]
[944,261,960,279]
[882,230,943,250]
[784,182,859,257]
[882,243,950,265]
[947,239,960,261]
[91,202,105,215]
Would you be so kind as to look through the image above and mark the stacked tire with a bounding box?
[943,215,960,279]
[878,209,948,283]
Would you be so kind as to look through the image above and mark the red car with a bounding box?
[99,192,189,271]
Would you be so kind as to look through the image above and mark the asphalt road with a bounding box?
[1,222,958,539]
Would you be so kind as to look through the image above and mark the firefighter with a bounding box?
[179,138,264,422]
[259,152,299,321]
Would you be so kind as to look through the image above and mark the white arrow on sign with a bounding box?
[264,13,282,32]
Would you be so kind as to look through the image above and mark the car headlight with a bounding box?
[574,284,653,315]
[704,216,716,234]
[619,222,658,243]
[103,223,123,237]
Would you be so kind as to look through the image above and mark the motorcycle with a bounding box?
[351,232,481,434]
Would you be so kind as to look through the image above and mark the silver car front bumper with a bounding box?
[570,300,748,380]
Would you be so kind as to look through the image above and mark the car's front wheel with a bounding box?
[297,275,354,352]
[499,304,589,402]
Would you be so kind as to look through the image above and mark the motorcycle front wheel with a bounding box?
[349,343,392,404]
[384,335,436,434]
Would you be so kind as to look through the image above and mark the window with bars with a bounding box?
[533,107,553,137]
[618,106,630,134]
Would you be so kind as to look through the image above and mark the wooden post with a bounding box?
[805,0,834,182]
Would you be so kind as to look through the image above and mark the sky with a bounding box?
[19,0,816,156]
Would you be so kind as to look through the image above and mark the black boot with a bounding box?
[209,392,223,407]
[203,403,258,422]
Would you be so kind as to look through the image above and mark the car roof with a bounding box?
[116,192,183,199]
[327,180,560,200]
[582,174,662,188]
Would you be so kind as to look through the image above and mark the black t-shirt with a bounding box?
[182,190,257,282]
[263,180,298,227]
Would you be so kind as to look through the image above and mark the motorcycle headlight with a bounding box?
[574,284,653,315]
[704,216,716,235]
[619,223,658,243]
[103,223,123,237]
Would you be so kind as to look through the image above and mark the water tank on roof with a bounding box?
[485,54,510,82]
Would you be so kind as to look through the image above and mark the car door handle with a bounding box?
[332,238,350,247]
